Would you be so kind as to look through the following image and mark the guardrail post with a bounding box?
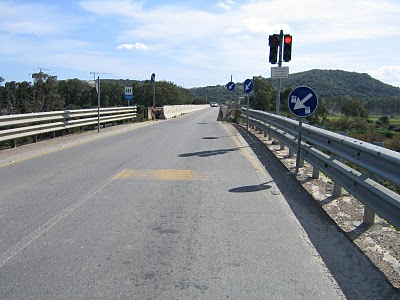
[298,157,304,167]
[312,167,320,179]
[33,135,38,143]
[280,143,285,150]
[333,182,342,197]
[288,149,294,158]
[11,140,17,148]
[363,206,376,226]
[52,131,56,138]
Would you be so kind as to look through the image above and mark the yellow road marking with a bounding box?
[113,169,211,181]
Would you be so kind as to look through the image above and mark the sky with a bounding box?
[1,0,400,89]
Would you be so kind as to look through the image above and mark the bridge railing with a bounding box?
[0,107,137,147]
[240,108,400,229]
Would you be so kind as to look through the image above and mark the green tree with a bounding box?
[341,99,369,118]
[250,76,275,111]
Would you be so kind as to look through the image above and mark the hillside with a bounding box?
[190,69,400,114]
[266,69,400,101]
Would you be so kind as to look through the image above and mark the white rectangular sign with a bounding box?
[124,86,133,95]
[271,67,289,79]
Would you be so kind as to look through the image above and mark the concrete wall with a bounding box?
[162,105,210,119]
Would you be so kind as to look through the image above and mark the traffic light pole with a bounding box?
[276,30,283,114]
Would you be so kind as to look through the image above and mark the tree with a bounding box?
[341,99,369,118]
[249,76,275,111]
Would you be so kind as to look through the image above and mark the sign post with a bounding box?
[151,73,156,107]
[226,76,235,107]
[96,76,100,133]
[124,86,133,106]
[243,78,254,132]
[288,86,318,174]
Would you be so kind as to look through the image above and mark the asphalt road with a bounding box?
[0,108,397,299]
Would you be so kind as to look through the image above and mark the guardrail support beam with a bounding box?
[333,182,342,197]
[363,206,376,226]
[312,167,320,179]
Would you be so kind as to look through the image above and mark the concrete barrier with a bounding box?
[162,105,209,119]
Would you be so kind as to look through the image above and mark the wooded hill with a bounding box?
[191,69,400,115]
[267,69,400,99]
[1,69,399,115]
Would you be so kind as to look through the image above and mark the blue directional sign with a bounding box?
[151,73,155,82]
[243,79,254,94]
[227,81,236,91]
[288,86,318,117]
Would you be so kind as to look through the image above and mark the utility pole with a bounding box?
[90,72,110,133]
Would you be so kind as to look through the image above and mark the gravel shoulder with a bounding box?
[244,125,400,290]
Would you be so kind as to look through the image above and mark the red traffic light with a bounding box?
[284,35,292,44]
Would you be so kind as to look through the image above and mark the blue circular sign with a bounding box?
[288,86,318,117]
[243,79,254,94]
[227,81,236,91]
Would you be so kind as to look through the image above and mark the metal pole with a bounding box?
[152,81,155,107]
[247,94,250,132]
[230,75,233,107]
[295,117,303,175]
[97,76,100,133]
[276,30,283,114]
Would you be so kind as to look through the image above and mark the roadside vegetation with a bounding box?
[1,70,399,152]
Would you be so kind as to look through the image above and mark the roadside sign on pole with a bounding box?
[288,86,318,117]
[124,86,133,101]
[151,73,155,82]
[243,79,254,94]
[271,66,289,79]
[226,81,236,91]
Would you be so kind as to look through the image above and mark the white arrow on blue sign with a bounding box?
[288,86,318,117]
[243,79,254,94]
[227,81,236,91]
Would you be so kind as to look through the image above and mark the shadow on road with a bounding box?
[229,181,272,193]
[179,147,245,158]
[234,124,399,299]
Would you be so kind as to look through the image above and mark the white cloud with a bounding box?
[116,43,149,51]
[217,0,234,10]
[2,0,400,87]
[79,0,143,17]
[369,66,400,88]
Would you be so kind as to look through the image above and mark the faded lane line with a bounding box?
[224,123,270,179]
[113,169,212,181]
[0,175,115,268]
[0,122,157,169]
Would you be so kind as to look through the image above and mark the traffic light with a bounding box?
[283,34,292,62]
[269,34,280,64]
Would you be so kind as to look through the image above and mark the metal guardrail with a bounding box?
[240,109,400,229]
[0,107,137,147]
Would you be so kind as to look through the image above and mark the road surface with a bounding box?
[0,108,397,299]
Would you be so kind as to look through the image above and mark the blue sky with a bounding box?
[1,0,400,88]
